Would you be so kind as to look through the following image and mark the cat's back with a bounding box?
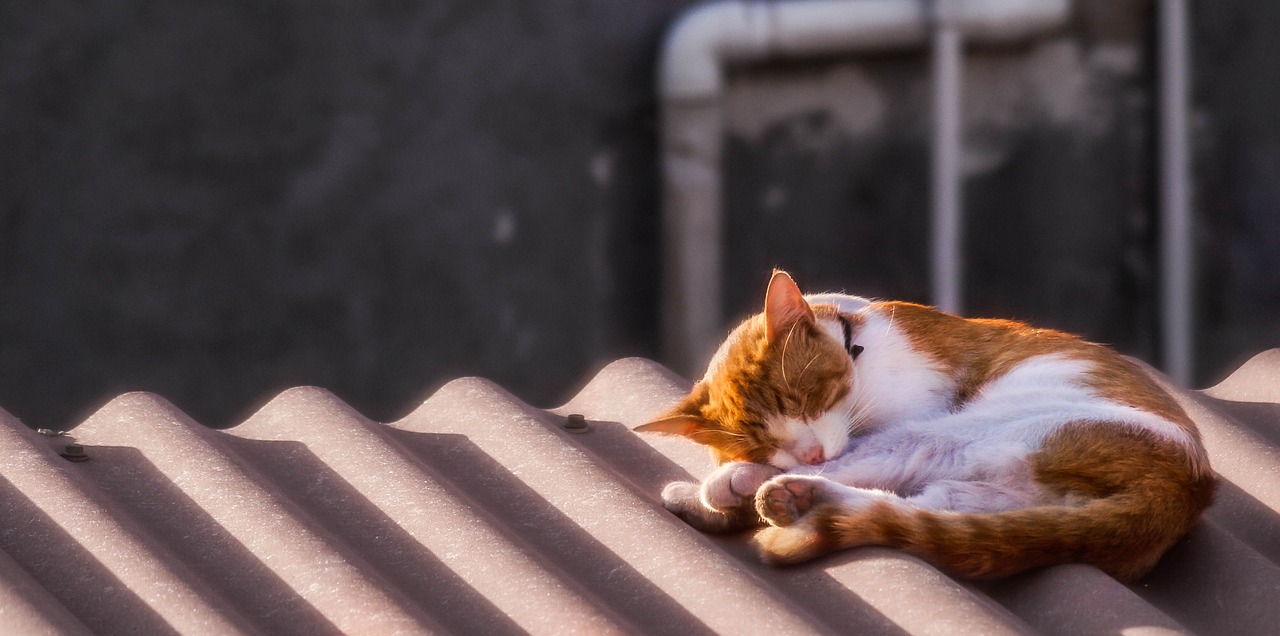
[863,301,1208,471]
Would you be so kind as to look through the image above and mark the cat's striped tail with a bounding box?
[754,427,1216,582]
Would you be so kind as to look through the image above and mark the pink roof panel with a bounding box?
[3,351,1279,634]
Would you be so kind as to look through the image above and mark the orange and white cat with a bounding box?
[640,270,1214,581]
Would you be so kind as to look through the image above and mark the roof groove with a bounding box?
[0,409,253,634]
[1129,518,1280,635]
[70,392,440,634]
[233,387,627,635]
[0,545,95,636]
[554,372,1036,635]
[1172,395,1280,566]
[976,565,1193,634]
[401,377,840,635]
[1206,479,1280,566]
[382,426,703,636]
[68,440,329,636]
[1,350,1279,634]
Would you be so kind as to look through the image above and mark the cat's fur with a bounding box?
[639,270,1215,581]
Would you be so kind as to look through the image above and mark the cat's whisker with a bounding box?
[780,322,801,386]
[715,428,752,442]
[798,353,820,385]
[854,393,883,427]
[844,375,867,418]
[842,377,882,438]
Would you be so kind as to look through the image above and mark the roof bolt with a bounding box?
[563,413,589,434]
[60,444,89,462]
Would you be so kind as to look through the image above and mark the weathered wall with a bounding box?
[724,1,1158,356]
[1,1,679,427]
[1,0,1276,429]
[1193,0,1280,383]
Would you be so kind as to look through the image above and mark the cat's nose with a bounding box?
[798,446,825,465]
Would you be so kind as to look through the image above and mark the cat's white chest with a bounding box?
[845,309,955,428]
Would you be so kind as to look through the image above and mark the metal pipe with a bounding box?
[658,0,1072,375]
[1159,0,1194,385]
[660,100,727,374]
[658,0,930,102]
[931,1,965,315]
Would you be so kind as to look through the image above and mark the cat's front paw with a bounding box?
[755,475,827,527]
[660,481,753,533]
[660,481,702,515]
[701,461,782,512]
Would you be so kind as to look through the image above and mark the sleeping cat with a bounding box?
[639,270,1214,581]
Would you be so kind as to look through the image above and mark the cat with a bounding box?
[638,270,1215,582]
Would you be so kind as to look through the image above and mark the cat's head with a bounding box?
[638,270,862,469]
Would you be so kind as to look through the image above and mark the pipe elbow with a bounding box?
[658,0,770,101]
[955,0,1073,43]
[657,0,1072,101]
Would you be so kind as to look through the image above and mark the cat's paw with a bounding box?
[755,475,827,527]
[661,481,754,533]
[754,515,832,565]
[701,461,781,512]
[661,481,702,513]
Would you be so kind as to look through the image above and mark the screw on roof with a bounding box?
[563,414,589,433]
[60,444,89,462]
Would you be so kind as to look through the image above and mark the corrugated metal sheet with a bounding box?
[2,350,1279,634]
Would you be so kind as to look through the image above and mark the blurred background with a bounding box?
[2,0,1277,430]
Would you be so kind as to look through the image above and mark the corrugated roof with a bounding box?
[2,350,1279,634]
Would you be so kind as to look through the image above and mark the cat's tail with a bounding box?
[755,429,1216,582]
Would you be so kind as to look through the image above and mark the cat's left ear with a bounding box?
[764,269,815,342]
[635,415,707,438]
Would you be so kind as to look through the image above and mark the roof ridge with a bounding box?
[1204,347,1280,403]
[0,412,254,633]
[3,352,1279,633]
[555,356,690,425]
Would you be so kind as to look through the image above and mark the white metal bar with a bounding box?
[1160,0,1194,385]
[931,17,965,315]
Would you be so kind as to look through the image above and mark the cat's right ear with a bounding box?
[635,415,708,438]
[764,269,815,342]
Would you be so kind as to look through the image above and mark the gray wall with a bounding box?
[724,1,1160,358]
[2,0,1276,429]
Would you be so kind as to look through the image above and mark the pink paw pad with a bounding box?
[756,478,820,526]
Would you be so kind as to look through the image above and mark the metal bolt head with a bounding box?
[60,444,89,462]
[563,414,589,433]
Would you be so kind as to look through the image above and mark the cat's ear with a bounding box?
[764,269,815,342]
[635,414,708,438]
[639,382,714,439]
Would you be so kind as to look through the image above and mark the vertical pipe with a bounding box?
[660,101,726,376]
[657,0,1074,372]
[931,8,964,315]
[1160,0,1193,385]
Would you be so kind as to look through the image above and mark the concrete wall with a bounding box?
[1,0,1276,429]
[724,1,1158,359]
[1193,0,1280,388]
